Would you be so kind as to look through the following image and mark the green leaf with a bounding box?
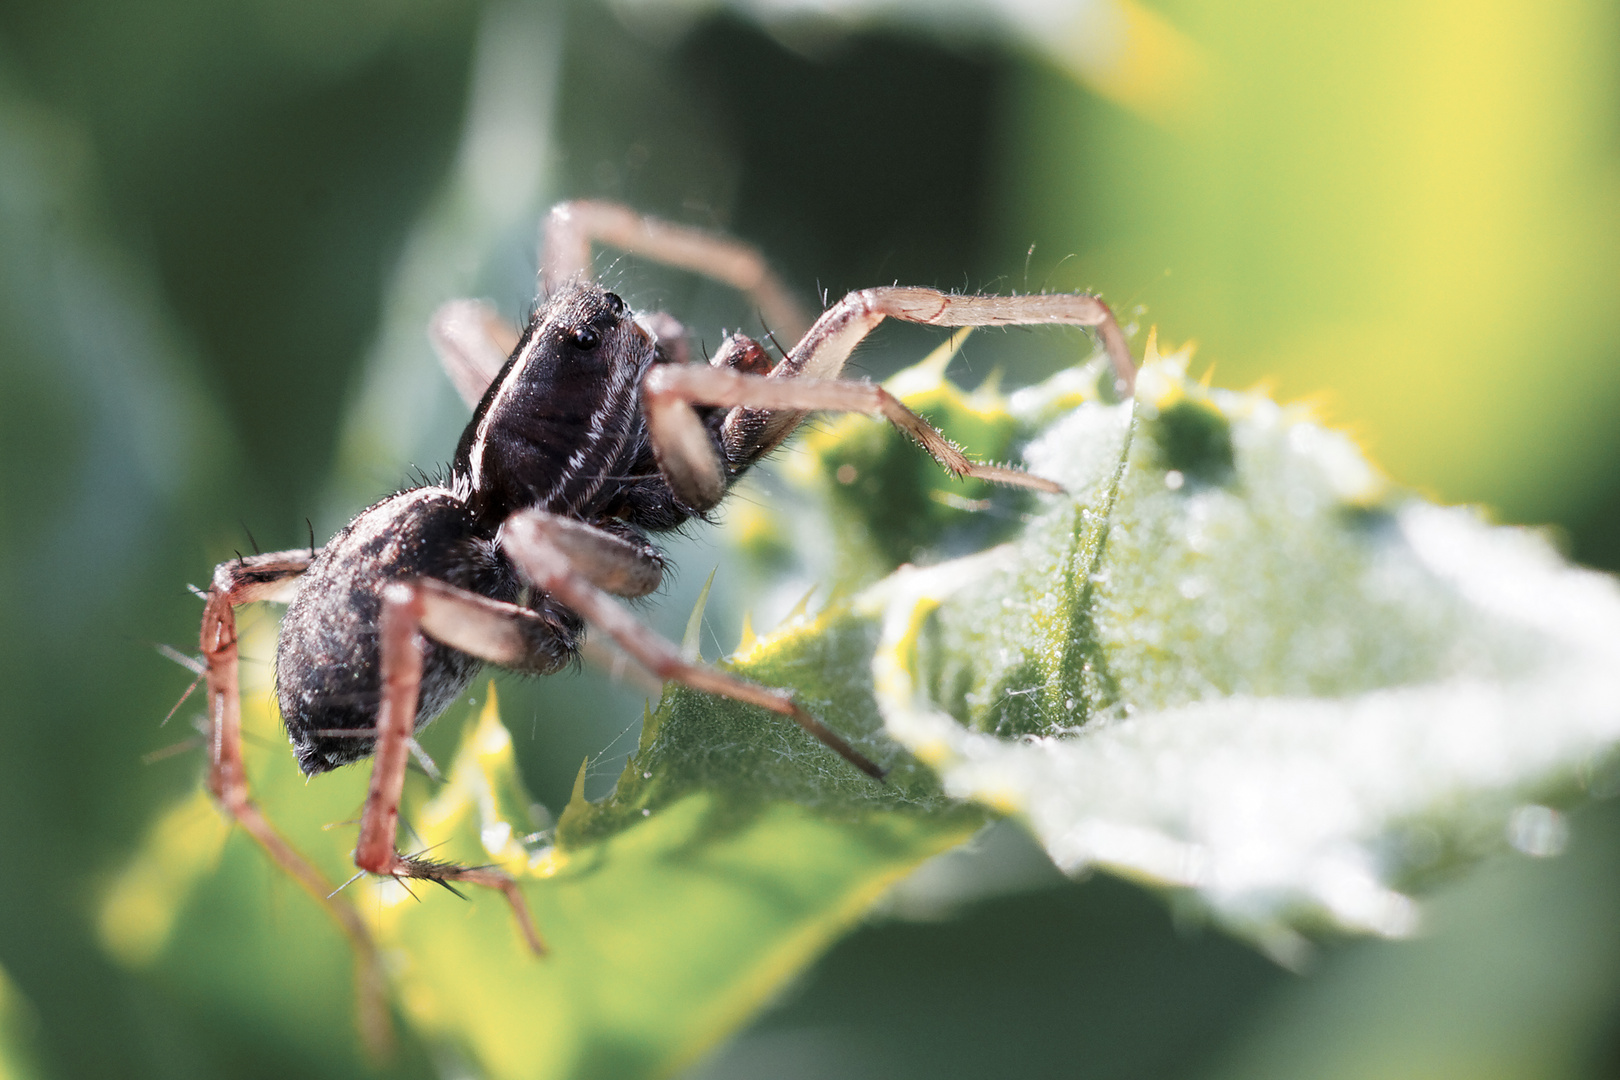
[856,341,1620,961]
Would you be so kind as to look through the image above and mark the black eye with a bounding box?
[570,325,601,351]
[603,292,625,316]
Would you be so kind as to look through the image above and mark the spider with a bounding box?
[194,200,1137,976]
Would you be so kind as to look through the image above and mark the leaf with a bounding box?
[851,341,1620,961]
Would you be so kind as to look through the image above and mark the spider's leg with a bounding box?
[200,549,393,1055]
[641,352,1065,513]
[506,513,665,598]
[430,299,521,409]
[540,200,810,340]
[354,582,547,955]
[786,286,1135,390]
[500,510,885,781]
[413,544,665,698]
[717,286,1137,465]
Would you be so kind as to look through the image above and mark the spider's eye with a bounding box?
[570,325,601,351]
[603,292,625,317]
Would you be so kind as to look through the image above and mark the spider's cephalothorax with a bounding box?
[195,200,1137,981]
[454,284,690,527]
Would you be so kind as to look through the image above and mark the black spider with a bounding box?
[194,199,1135,968]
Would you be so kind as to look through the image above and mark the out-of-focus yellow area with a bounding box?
[1009,0,1620,524]
[97,788,230,968]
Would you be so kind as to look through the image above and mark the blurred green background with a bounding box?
[3,0,1620,1076]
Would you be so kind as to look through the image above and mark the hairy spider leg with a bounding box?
[637,286,1137,514]
[748,285,1136,462]
[541,200,811,342]
[787,286,1134,387]
[643,358,1062,512]
[200,549,393,1056]
[498,510,887,780]
[352,582,546,955]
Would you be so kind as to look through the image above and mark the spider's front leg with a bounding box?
[734,286,1135,477]
[200,549,393,1054]
[644,357,1067,512]
[355,582,547,955]
[639,280,1142,513]
[642,286,1138,511]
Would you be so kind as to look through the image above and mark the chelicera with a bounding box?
[193,200,1137,978]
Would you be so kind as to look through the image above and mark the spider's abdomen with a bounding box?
[276,487,521,775]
